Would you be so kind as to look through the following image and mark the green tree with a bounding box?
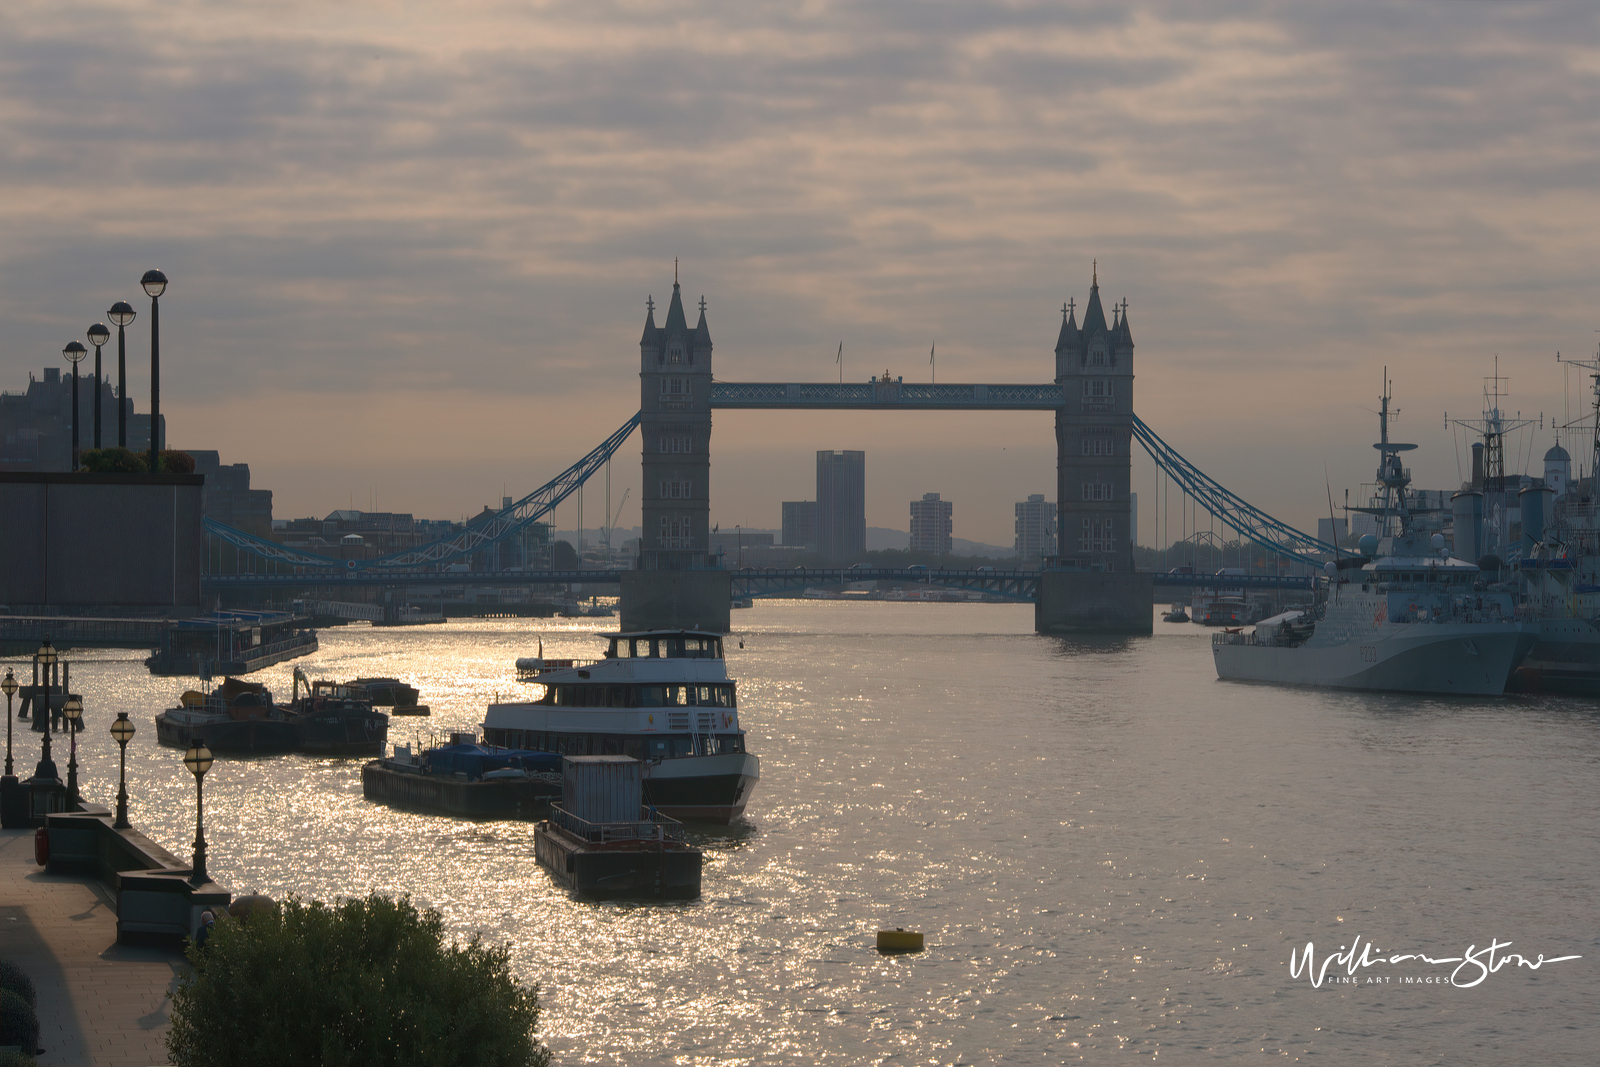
[166,894,548,1067]
[550,539,579,569]
[77,447,147,473]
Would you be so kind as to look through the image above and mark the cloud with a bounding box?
[1,1,1596,540]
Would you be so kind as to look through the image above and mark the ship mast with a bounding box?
[1374,372,1418,540]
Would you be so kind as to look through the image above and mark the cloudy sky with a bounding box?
[2,1,1596,547]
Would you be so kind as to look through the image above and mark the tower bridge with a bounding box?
[201,269,1333,634]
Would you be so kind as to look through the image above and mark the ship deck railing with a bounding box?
[548,804,687,845]
[516,658,602,680]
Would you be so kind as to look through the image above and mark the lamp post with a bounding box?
[33,641,57,777]
[141,270,167,471]
[110,712,134,829]
[62,696,82,803]
[87,323,110,451]
[63,342,87,471]
[108,301,135,448]
[3,670,17,778]
[183,738,212,885]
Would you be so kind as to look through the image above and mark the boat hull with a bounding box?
[1508,617,1600,694]
[1214,623,1536,695]
[643,752,760,823]
[534,823,701,901]
[155,711,299,753]
[361,761,560,818]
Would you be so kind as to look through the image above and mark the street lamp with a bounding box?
[108,301,135,449]
[33,638,57,734]
[62,342,87,471]
[109,712,134,829]
[141,270,168,472]
[183,738,212,885]
[87,323,110,451]
[3,670,17,778]
[62,696,82,803]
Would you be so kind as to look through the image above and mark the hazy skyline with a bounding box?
[3,2,1596,546]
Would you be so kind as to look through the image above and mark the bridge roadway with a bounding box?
[202,568,1311,597]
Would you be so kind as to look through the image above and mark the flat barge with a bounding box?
[362,739,563,818]
[534,755,701,900]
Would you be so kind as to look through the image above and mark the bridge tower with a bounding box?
[622,269,731,630]
[1054,266,1135,573]
[1037,266,1152,633]
[638,272,714,571]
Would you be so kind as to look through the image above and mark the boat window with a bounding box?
[671,736,695,757]
[638,685,665,706]
[623,738,645,759]
[607,639,621,658]
[664,637,683,657]
[664,684,686,706]
[649,738,670,756]
[609,687,627,707]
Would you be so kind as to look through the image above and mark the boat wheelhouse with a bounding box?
[483,630,759,824]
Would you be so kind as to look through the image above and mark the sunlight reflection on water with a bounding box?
[31,603,1599,1064]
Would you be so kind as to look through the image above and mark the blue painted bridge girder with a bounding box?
[709,382,1065,409]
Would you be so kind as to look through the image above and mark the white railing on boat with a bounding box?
[547,805,687,844]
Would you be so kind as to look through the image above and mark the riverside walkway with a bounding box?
[1,828,182,1067]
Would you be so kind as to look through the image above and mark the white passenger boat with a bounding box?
[1212,386,1536,695]
[484,630,760,824]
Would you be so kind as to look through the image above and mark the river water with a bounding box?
[23,603,1597,1065]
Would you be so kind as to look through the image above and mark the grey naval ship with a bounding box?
[1213,385,1536,695]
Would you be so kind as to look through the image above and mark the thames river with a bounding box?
[28,603,1597,1065]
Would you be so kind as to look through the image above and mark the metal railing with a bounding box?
[548,804,687,844]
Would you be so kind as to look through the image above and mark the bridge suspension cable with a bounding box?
[1131,415,1336,566]
[205,411,643,573]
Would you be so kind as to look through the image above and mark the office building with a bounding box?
[782,500,819,553]
[816,450,865,562]
[1015,493,1057,560]
[909,493,953,555]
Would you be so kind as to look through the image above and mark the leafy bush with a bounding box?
[76,447,195,474]
[159,449,196,474]
[0,988,39,1055]
[0,958,35,1007]
[77,447,147,473]
[166,893,548,1067]
[0,1048,37,1067]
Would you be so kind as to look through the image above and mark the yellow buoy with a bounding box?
[876,928,924,953]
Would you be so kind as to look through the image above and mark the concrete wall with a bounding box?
[1035,570,1154,635]
[0,473,204,610]
[620,570,732,633]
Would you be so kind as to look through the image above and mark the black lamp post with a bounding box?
[32,641,57,777]
[108,301,135,449]
[183,738,212,885]
[63,342,87,471]
[87,323,110,451]
[3,669,16,779]
[62,696,81,803]
[110,712,134,829]
[141,270,167,472]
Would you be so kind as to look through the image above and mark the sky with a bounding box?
[2,1,1597,548]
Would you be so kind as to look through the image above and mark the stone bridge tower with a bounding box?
[638,269,714,572]
[1054,266,1135,573]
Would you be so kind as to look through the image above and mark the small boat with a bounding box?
[344,676,430,716]
[362,734,564,818]
[288,669,389,756]
[155,678,298,753]
[1161,603,1190,623]
[534,755,702,900]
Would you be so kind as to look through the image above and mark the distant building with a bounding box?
[1,364,156,471]
[1317,517,1348,548]
[816,450,866,562]
[1014,494,1057,560]
[909,493,953,555]
[186,450,274,539]
[782,500,819,553]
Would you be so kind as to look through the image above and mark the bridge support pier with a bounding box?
[620,570,731,634]
[1034,571,1153,636]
